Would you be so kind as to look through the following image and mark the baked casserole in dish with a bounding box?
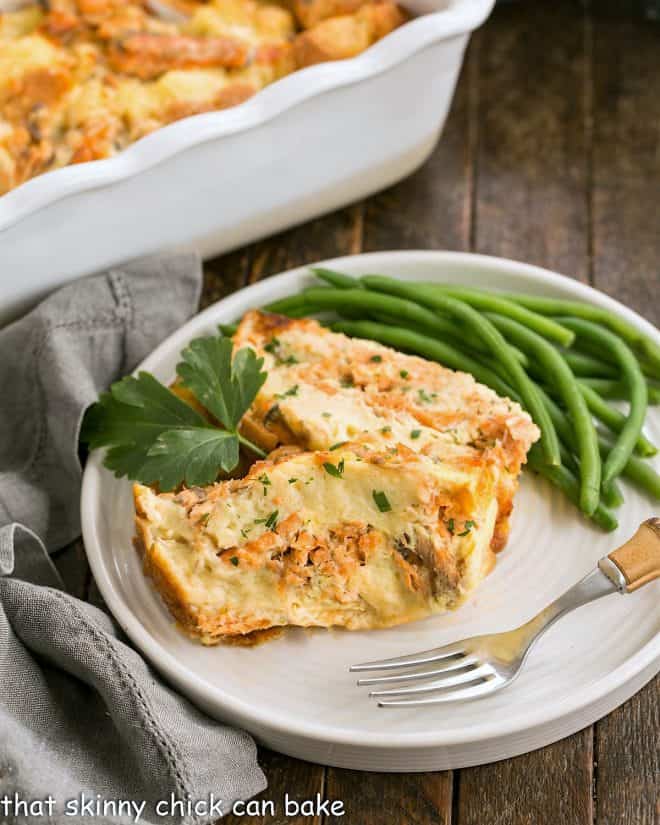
[0,0,494,324]
[0,0,408,193]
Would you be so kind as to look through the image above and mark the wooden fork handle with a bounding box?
[608,517,660,592]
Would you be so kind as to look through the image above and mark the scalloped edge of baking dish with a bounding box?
[0,0,493,232]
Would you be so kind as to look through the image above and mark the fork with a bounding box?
[351,518,660,707]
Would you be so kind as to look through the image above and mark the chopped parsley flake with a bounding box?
[372,490,392,512]
[321,412,332,418]
[288,477,298,484]
[276,384,299,399]
[340,376,354,388]
[264,337,298,366]
[458,520,476,537]
[198,512,211,526]
[323,460,345,478]
[410,429,421,440]
[446,518,455,535]
[370,355,383,363]
[240,526,252,539]
[380,426,391,434]
[256,510,279,529]
[329,441,348,451]
[230,556,239,566]
[258,473,271,495]
[418,389,435,404]
[399,369,409,379]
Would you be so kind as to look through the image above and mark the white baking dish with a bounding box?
[0,0,494,323]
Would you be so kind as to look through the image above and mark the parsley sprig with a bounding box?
[81,333,267,491]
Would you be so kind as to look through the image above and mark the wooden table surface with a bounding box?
[55,0,659,822]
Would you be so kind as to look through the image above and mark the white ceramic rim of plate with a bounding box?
[81,249,660,749]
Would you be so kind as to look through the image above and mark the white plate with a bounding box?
[81,251,660,771]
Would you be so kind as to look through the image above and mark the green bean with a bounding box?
[527,446,618,532]
[599,437,660,501]
[579,377,660,405]
[330,320,514,398]
[367,310,530,369]
[484,313,600,514]
[311,267,363,290]
[558,348,618,378]
[569,337,660,385]
[601,479,625,509]
[534,385,624,508]
[539,375,657,456]
[536,385,660,500]
[264,295,311,315]
[421,284,575,347]
[361,276,561,466]
[578,383,657,457]
[558,318,648,484]
[529,385,571,443]
[579,378,625,398]
[286,289,530,384]
[494,292,660,377]
[367,309,487,356]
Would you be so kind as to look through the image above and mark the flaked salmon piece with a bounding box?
[108,32,250,79]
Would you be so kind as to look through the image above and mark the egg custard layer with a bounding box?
[134,311,539,644]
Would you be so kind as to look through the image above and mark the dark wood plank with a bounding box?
[473,0,590,280]
[594,677,660,825]
[591,1,660,326]
[590,6,660,823]
[222,750,324,825]
[459,3,594,823]
[325,769,452,825]
[457,730,594,825]
[202,249,252,310]
[247,204,363,283]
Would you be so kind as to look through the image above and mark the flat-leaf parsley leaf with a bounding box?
[81,333,268,491]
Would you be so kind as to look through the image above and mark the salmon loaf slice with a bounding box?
[134,442,499,643]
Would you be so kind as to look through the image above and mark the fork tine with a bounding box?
[377,675,505,707]
[356,655,479,687]
[349,642,466,673]
[369,663,492,697]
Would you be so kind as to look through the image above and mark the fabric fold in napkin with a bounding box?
[0,256,266,825]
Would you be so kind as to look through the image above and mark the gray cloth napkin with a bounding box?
[0,256,266,825]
